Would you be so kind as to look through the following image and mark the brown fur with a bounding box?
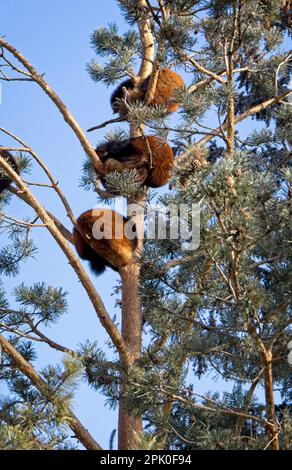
[111,68,184,115]
[73,209,137,275]
[95,135,174,190]
[149,69,184,113]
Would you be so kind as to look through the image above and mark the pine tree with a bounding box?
[0,0,291,450]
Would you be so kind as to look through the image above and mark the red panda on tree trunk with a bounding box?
[73,209,137,275]
[111,68,184,115]
[95,135,174,190]
[0,149,19,194]
[282,0,291,26]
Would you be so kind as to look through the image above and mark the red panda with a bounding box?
[111,68,184,115]
[73,209,137,275]
[282,0,291,26]
[95,135,174,190]
[0,149,19,194]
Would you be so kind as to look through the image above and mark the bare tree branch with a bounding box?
[0,129,76,226]
[0,334,102,450]
[8,186,74,244]
[0,157,130,365]
[0,39,105,175]
[87,115,126,133]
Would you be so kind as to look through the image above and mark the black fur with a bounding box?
[0,149,19,193]
[110,77,149,113]
[97,138,147,166]
[110,79,136,112]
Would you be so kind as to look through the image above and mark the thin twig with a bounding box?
[87,115,126,132]
[0,131,76,226]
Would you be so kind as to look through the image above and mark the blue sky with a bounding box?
[1,0,286,450]
[1,0,128,450]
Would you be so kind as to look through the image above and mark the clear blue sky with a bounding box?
[1,0,280,450]
[1,0,129,450]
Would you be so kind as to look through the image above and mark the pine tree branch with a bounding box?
[157,0,170,20]
[87,115,126,132]
[0,212,46,228]
[176,90,292,165]
[8,186,74,244]
[246,326,280,449]
[205,90,292,143]
[261,350,280,450]
[234,368,264,443]
[0,324,44,342]
[0,157,130,365]
[159,387,271,428]
[0,321,77,358]
[0,47,32,78]
[0,334,102,450]
[25,318,79,357]
[145,0,161,25]
[0,39,105,175]
[225,5,238,157]
[274,52,291,95]
[0,130,76,226]
[185,54,226,84]
[129,378,272,429]
[187,66,251,94]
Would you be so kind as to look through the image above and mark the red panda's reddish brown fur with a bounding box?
[111,68,184,115]
[73,209,137,275]
[95,135,174,190]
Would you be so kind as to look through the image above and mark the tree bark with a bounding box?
[118,263,143,450]
[263,350,279,450]
[116,0,153,449]
[137,0,155,81]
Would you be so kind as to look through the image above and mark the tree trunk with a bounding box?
[263,350,279,450]
[118,263,142,449]
[116,1,152,449]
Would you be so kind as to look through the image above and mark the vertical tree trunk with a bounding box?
[263,350,279,450]
[137,0,155,80]
[116,0,153,449]
[118,263,143,450]
[226,5,237,158]
[226,52,235,158]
